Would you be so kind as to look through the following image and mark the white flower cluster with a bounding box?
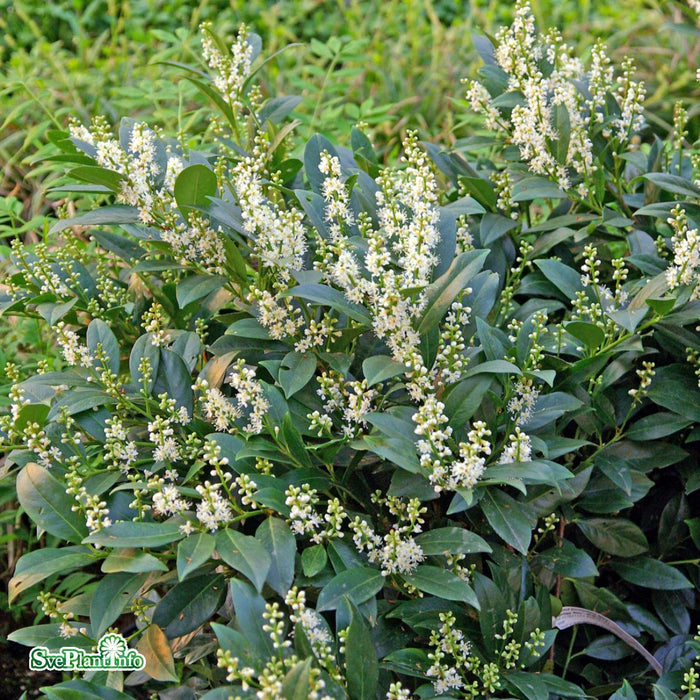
[226,360,270,434]
[69,109,231,276]
[68,480,112,534]
[195,480,233,532]
[350,494,426,577]
[284,484,346,543]
[413,396,493,492]
[316,371,377,438]
[316,150,362,294]
[248,286,304,341]
[152,481,191,517]
[10,239,71,297]
[285,587,333,656]
[104,417,138,471]
[217,598,334,699]
[294,315,342,354]
[319,150,355,229]
[194,361,269,435]
[466,0,645,191]
[201,22,253,114]
[70,117,178,226]
[315,133,442,372]
[377,134,441,288]
[666,206,700,300]
[233,134,307,273]
[54,321,92,367]
[160,210,228,276]
[426,612,473,695]
[507,377,539,425]
[198,383,241,433]
[435,300,471,383]
[497,427,533,464]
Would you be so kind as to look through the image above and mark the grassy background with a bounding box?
[2,0,699,224]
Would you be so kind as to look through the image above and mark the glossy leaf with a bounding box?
[278,351,317,398]
[177,532,215,580]
[481,489,532,555]
[256,517,296,596]
[17,463,88,544]
[152,573,226,637]
[216,528,271,592]
[86,319,120,374]
[174,164,217,216]
[345,605,379,700]
[317,568,384,612]
[414,527,492,555]
[403,566,479,607]
[84,521,184,548]
[576,518,649,557]
[611,557,692,590]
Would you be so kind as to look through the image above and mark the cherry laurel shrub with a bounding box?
[3,3,700,698]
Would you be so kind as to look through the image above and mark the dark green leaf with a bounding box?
[652,589,691,635]
[257,517,296,596]
[281,413,313,468]
[279,351,317,398]
[129,334,160,393]
[41,680,135,700]
[68,165,124,191]
[505,671,550,700]
[512,176,566,201]
[84,521,184,548]
[417,249,489,333]
[536,540,598,578]
[176,275,226,308]
[648,365,700,422]
[216,528,271,592]
[17,462,88,544]
[533,259,583,299]
[152,573,226,637]
[472,572,507,656]
[86,319,120,374]
[576,518,649,557]
[177,532,215,580]
[642,172,700,198]
[281,658,313,700]
[49,205,140,235]
[259,95,302,124]
[611,557,692,590]
[403,566,479,607]
[317,568,384,611]
[414,527,491,555]
[153,348,194,415]
[91,572,146,638]
[302,544,328,577]
[565,321,605,348]
[282,283,371,324]
[345,605,379,700]
[481,489,532,555]
[9,546,94,603]
[362,356,407,387]
[553,103,571,165]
